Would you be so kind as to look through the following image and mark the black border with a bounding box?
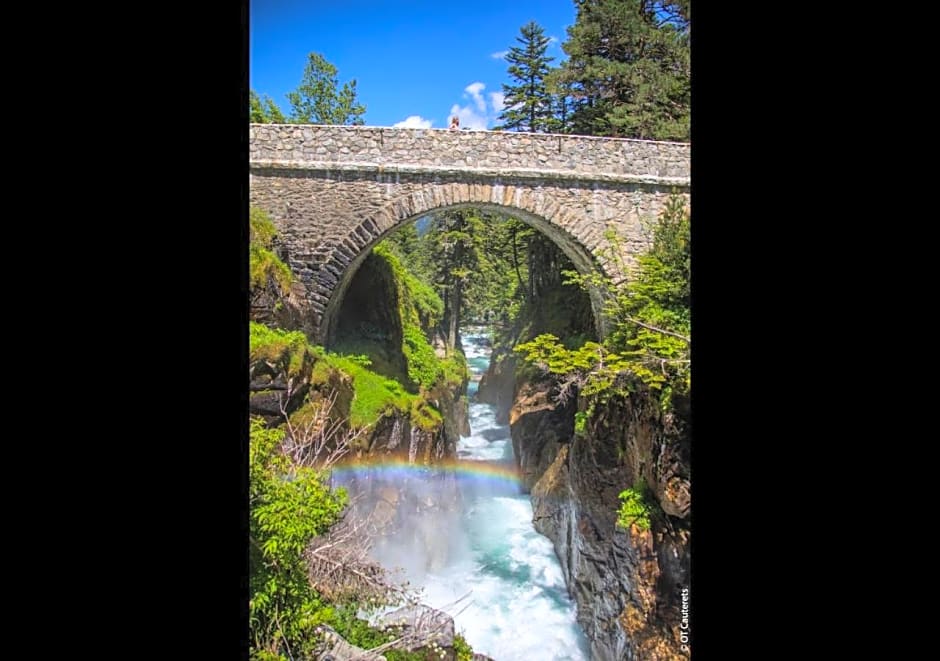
[119,0,813,656]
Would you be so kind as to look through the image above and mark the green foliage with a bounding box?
[372,243,444,327]
[370,242,460,394]
[380,211,537,332]
[249,417,347,658]
[346,354,373,367]
[574,410,588,435]
[326,353,418,430]
[409,397,444,433]
[453,633,474,661]
[250,319,431,432]
[250,90,287,124]
[498,21,556,132]
[327,604,391,650]
[316,603,448,661]
[553,0,690,140]
[425,210,534,329]
[287,52,366,125]
[402,325,441,390]
[515,334,658,397]
[249,322,310,376]
[440,351,470,389]
[514,194,690,409]
[617,483,652,532]
[250,207,293,296]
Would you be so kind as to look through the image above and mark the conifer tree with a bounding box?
[497,21,556,133]
[556,0,690,140]
[287,52,366,125]
[250,90,286,123]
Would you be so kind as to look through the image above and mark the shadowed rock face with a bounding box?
[329,251,408,382]
[469,237,687,658]
[475,349,516,425]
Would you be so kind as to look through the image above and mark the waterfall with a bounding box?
[389,416,403,450]
[408,426,418,464]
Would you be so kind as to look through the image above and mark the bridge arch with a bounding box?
[249,125,690,343]
[319,184,620,345]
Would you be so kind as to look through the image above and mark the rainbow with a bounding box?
[329,457,523,491]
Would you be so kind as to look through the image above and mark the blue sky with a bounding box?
[250,0,576,130]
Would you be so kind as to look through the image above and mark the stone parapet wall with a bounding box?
[250,125,690,183]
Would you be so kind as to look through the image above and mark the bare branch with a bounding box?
[278,386,368,470]
[622,315,690,343]
[305,506,410,605]
[364,594,474,656]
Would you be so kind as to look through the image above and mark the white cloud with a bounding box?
[448,82,511,130]
[464,82,487,113]
[490,50,508,60]
[548,36,559,46]
[450,103,488,131]
[393,115,433,129]
[489,91,505,114]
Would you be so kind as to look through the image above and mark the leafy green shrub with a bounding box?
[515,194,690,410]
[453,632,474,661]
[250,207,293,295]
[319,603,438,660]
[616,482,652,532]
[402,324,441,389]
[347,354,373,367]
[326,354,417,429]
[574,411,587,435]
[249,417,347,658]
[249,322,310,375]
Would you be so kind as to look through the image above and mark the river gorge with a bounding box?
[333,329,590,660]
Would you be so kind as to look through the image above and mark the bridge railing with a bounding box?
[249,124,689,183]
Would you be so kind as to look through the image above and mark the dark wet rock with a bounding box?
[512,373,691,661]
[475,350,516,424]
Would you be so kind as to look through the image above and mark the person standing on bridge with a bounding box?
[449,115,459,130]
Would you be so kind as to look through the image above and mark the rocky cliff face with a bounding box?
[476,358,690,660]
[471,233,691,659]
[249,342,467,577]
[474,348,516,425]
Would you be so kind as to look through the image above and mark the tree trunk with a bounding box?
[511,226,524,291]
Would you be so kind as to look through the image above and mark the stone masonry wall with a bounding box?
[250,125,690,184]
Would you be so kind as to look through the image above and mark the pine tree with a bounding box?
[250,90,286,123]
[286,52,366,125]
[556,0,690,140]
[497,21,556,133]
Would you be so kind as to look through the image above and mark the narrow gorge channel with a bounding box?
[334,328,590,660]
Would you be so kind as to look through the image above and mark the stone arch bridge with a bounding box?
[249,124,690,343]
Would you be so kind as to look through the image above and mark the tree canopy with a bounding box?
[250,90,287,124]
[286,52,366,125]
[498,21,556,133]
[553,0,691,139]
